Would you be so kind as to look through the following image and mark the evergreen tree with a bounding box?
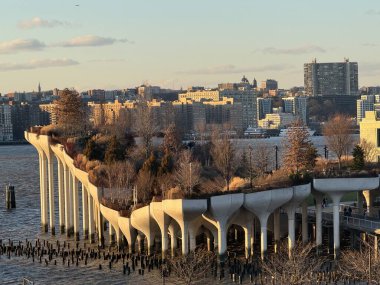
[159,149,173,175]
[104,136,125,164]
[142,151,159,175]
[352,145,365,170]
[55,88,87,136]
[282,120,317,174]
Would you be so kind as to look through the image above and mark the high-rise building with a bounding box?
[260,79,278,92]
[257,97,272,120]
[0,104,13,141]
[283,96,308,124]
[356,95,380,124]
[304,58,359,96]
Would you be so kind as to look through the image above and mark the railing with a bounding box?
[307,208,380,232]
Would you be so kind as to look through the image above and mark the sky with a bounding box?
[1,0,380,94]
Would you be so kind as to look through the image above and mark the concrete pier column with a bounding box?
[63,164,72,236]
[109,223,115,243]
[363,190,375,217]
[181,222,189,255]
[274,209,280,253]
[216,222,228,258]
[189,229,196,251]
[88,194,95,243]
[330,194,343,259]
[161,227,168,256]
[302,201,308,243]
[39,152,48,232]
[314,193,323,248]
[375,236,378,260]
[259,216,268,260]
[97,206,104,246]
[168,223,177,257]
[244,225,252,259]
[286,207,296,256]
[47,155,55,235]
[137,234,143,253]
[72,174,80,240]
[57,158,65,233]
[82,184,89,239]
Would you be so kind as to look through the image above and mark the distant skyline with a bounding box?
[1,0,380,94]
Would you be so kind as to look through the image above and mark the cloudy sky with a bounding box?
[1,0,380,94]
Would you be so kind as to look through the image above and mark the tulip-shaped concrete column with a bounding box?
[284,184,310,256]
[72,174,80,240]
[301,201,308,243]
[244,188,293,259]
[57,158,65,233]
[64,163,73,236]
[38,151,48,232]
[273,209,280,253]
[312,190,323,248]
[363,190,375,217]
[82,184,89,239]
[88,194,95,243]
[150,202,171,258]
[203,194,244,260]
[131,205,160,255]
[314,177,379,259]
[168,221,180,256]
[163,199,208,255]
[118,216,137,253]
[47,154,55,235]
[97,205,104,246]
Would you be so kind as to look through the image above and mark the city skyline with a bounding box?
[1,0,380,94]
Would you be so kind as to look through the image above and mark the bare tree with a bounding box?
[339,240,380,284]
[360,138,377,163]
[251,141,272,176]
[282,120,317,173]
[210,131,236,191]
[323,114,354,169]
[135,101,156,158]
[135,168,154,203]
[168,249,215,285]
[260,242,325,285]
[174,150,201,196]
[55,88,87,136]
[105,161,135,200]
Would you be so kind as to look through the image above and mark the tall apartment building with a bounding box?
[257,97,273,120]
[260,79,278,91]
[0,104,13,141]
[356,95,380,124]
[304,59,359,96]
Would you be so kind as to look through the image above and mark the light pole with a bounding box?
[274,145,278,170]
[324,145,329,160]
[189,162,192,195]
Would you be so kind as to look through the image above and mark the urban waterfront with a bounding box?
[0,136,358,284]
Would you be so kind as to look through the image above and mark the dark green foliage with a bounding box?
[352,144,365,170]
[305,145,319,169]
[84,138,105,161]
[142,151,159,175]
[159,149,174,175]
[105,135,125,164]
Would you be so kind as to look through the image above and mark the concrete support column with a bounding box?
[109,223,115,243]
[274,209,280,253]
[88,194,95,243]
[286,207,296,257]
[302,201,308,243]
[375,236,378,260]
[189,230,196,251]
[217,222,228,259]
[161,228,168,257]
[63,165,71,236]
[82,184,89,239]
[168,224,177,257]
[314,194,323,248]
[97,206,104,246]
[258,214,269,260]
[72,174,80,240]
[47,155,55,235]
[330,194,343,259]
[39,152,48,232]
[244,225,252,259]
[181,222,189,255]
[57,159,65,233]
[363,190,375,217]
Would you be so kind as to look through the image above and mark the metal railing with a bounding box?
[307,208,380,232]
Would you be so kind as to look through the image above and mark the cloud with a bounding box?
[0,58,79,72]
[57,35,132,47]
[259,45,326,55]
[363,43,379,47]
[0,39,46,54]
[87,58,127,63]
[18,17,71,29]
[366,9,380,15]
[178,64,294,75]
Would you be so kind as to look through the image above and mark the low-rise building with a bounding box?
[359,110,380,162]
